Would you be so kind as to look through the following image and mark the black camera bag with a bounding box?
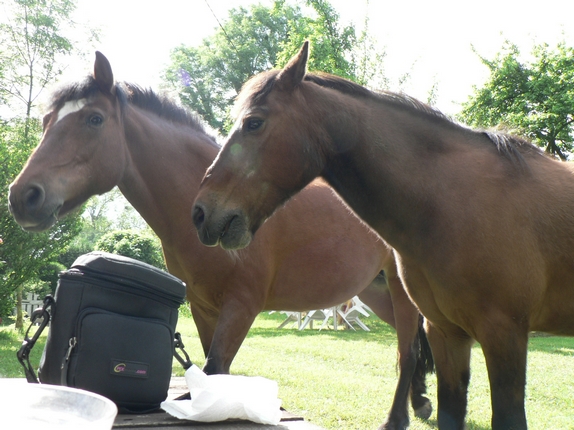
[18,251,192,413]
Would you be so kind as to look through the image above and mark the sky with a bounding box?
[54,0,574,116]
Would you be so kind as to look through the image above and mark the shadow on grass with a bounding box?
[526,334,574,356]
[252,314,574,356]
[411,418,490,430]
[247,313,399,344]
[247,326,397,343]
[466,420,493,430]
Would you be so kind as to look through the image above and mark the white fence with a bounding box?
[19,293,44,317]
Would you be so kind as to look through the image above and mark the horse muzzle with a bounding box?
[8,182,62,232]
[192,202,253,250]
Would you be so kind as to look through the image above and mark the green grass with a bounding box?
[2,313,573,429]
[0,325,47,378]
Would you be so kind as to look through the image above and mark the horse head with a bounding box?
[193,42,324,250]
[9,52,127,231]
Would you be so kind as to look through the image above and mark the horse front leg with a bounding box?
[203,297,260,375]
[189,305,218,368]
[479,321,529,429]
[426,320,473,430]
[378,274,422,430]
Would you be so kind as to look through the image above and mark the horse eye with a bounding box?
[88,114,103,127]
[245,118,263,131]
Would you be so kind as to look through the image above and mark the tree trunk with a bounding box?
[15,287,23,330]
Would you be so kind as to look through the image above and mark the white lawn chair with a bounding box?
[275,311,303,329]
[350,295,373,314]
[340,297,371,331]
[299,308,337,330]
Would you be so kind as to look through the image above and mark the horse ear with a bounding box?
[276,41,309,91]
[94,51,115,94]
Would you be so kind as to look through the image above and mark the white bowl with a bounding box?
[0,383,117,429]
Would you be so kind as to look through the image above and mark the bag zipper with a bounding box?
[60,269,184,307]
[60,336,77,386]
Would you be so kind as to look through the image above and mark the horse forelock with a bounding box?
[48,76,102,112]
[233,70,280,119]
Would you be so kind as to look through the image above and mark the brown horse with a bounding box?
[192,41,574,430]
[9,52,433,429]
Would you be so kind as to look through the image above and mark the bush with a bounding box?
[37,261,67,296]
[95,230,165,269]
[0,295,15,320]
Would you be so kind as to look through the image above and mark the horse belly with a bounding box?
[393,261,448,327]
[530,279,574,335]
[262,180,389,310]
[267,235,386,310]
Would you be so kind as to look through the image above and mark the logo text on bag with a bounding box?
[110,359,150,378]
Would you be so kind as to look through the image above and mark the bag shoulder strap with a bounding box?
[17,295,54,383]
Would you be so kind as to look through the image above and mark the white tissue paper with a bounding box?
[161,365,282,425]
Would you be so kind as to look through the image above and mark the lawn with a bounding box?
[1,310,573,429]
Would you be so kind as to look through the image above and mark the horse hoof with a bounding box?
[414,399,432,420]
[377,419,409,430]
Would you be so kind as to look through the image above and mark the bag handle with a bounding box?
[17,295,54,383]
[174,332,193,370]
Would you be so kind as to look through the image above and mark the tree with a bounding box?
[163,1,303,132]
[96,230,166,270]
[351,9,389,89]
[162,0,384,133]
[275,0,356,80]
[0,0,78,120]
[458,41,574,160]
[36,260,66,295]
[0,119,83,323]
[0,0,94,325]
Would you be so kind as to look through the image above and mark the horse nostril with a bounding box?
[192,204,205,230]
[24,184,45,211]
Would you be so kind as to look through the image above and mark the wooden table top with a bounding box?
[2,377,325,430]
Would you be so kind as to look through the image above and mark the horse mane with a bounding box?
[237,70,451,125]
[122,83,212,136]
[305,73,452,124]
[238,69,547,165]
[306,74,550,164]
[480,130,547,167]
[48,76,218,144]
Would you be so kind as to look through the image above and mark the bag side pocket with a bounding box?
[67,308,174,413]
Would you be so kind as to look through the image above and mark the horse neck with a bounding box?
[315,90,475,251]
[117,105,219,241]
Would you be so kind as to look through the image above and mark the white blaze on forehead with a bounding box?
[55,99,87,124]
